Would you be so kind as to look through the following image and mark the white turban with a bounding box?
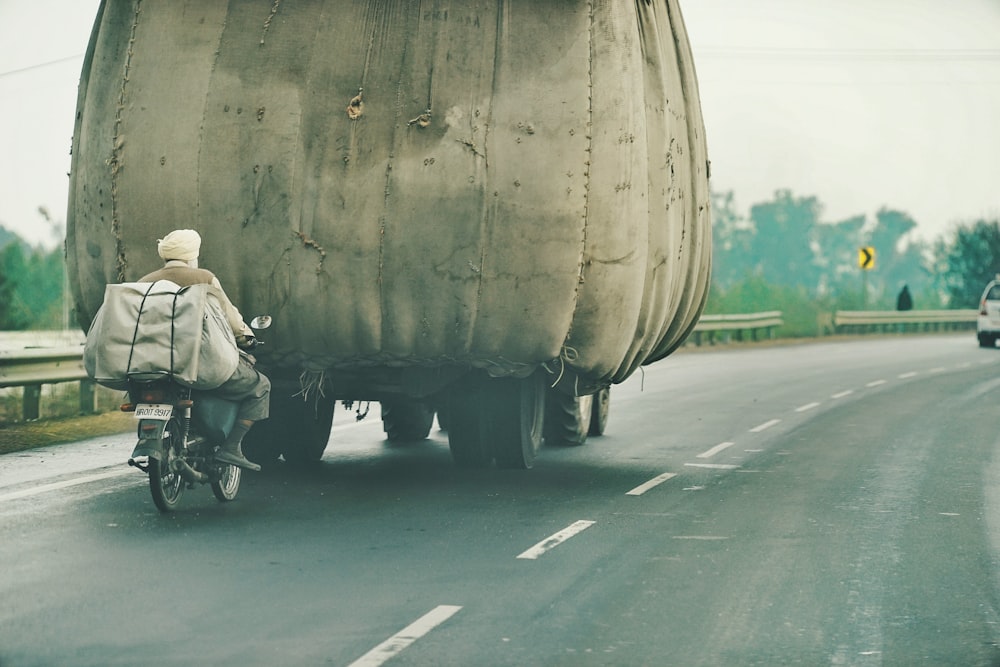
[157,229,201,262]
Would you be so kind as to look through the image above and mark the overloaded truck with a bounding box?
[66,0,712,468]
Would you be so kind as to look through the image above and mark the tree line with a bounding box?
[1,190,999,332]
[0,225,67,330]
[709,188,1000,334]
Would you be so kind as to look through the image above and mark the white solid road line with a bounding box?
[347,605,463,667]
[0,468,135,503]
[627,472,677,496]
[697,441,735,459]
[749,418,781,433]
[517,520,596,560]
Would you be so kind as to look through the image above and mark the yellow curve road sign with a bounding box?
[859,246,876,270]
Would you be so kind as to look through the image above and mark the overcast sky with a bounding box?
[1,0,998,249]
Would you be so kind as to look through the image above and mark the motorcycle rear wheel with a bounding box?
[211,463,241,502]
[148,418,185,512]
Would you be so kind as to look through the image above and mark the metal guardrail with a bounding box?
[833,309,977,333]
[0,345,94,420]
[0,347,89,387]
[689,311,784,345]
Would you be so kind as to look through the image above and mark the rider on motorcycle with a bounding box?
[139,229,269,471]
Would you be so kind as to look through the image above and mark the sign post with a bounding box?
[858,246,876,309]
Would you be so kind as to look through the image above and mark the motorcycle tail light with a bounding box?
[141,389,167,403]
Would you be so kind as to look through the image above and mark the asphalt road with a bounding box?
[3,334,1000,666]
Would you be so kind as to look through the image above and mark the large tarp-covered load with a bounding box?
[67,0,711,389]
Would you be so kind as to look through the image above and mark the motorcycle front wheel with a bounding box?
[148,417,185,512]
[211,463,241,502]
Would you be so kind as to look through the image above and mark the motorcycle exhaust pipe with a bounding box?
[171,457,209,484]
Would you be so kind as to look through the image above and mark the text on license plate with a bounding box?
[134,404,173,420]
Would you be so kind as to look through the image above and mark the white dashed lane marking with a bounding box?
[697,442,735,459]
[866,379,887,387]
[347,605,463,667]
[517,520,596,560]
[795,402,820,413]
[749,419,781,433]
[626,473,677,496]
[685,463,739,470]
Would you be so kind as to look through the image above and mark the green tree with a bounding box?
[1,243,30,328]
[710,190,755,288]
[866,208,930,307]
[0,262,26,329]
[0,239,66,330]
[813,214,865,297]
[748,189,823,291]
[935,218,1000,307]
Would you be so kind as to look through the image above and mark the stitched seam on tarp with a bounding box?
[109,0,143,282]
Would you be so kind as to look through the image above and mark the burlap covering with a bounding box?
[67,0,711,388]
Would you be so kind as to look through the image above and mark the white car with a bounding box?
[977,278,1000,347]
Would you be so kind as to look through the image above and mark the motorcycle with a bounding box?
[122,316,271,512]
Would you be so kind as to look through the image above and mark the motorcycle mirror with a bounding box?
[250,315,272,330]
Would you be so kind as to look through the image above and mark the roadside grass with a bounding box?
[0,383,132,454]
[0,411,133,455]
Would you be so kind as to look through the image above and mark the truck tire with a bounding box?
[489,373,545,470]
[446,375,493,468]
[588,387,611,436]
[544,391,592,447]
[434,401,449,432]
[244,384,335,466]
[381,398,435,442]
[281,394,335,465]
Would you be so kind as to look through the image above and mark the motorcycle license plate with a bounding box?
[134,404,173,420]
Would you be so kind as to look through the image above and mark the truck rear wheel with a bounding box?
[446,375,493,468]
[381,398,435,442]
[244,383,335,466]
[544,391,592,447]
[588,387,610,436]
[281,394,335,465]
[488,374,545,469]
[446,372,545,469]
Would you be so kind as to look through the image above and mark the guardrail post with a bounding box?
[79,379,97,415]
[23,384,41,421]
